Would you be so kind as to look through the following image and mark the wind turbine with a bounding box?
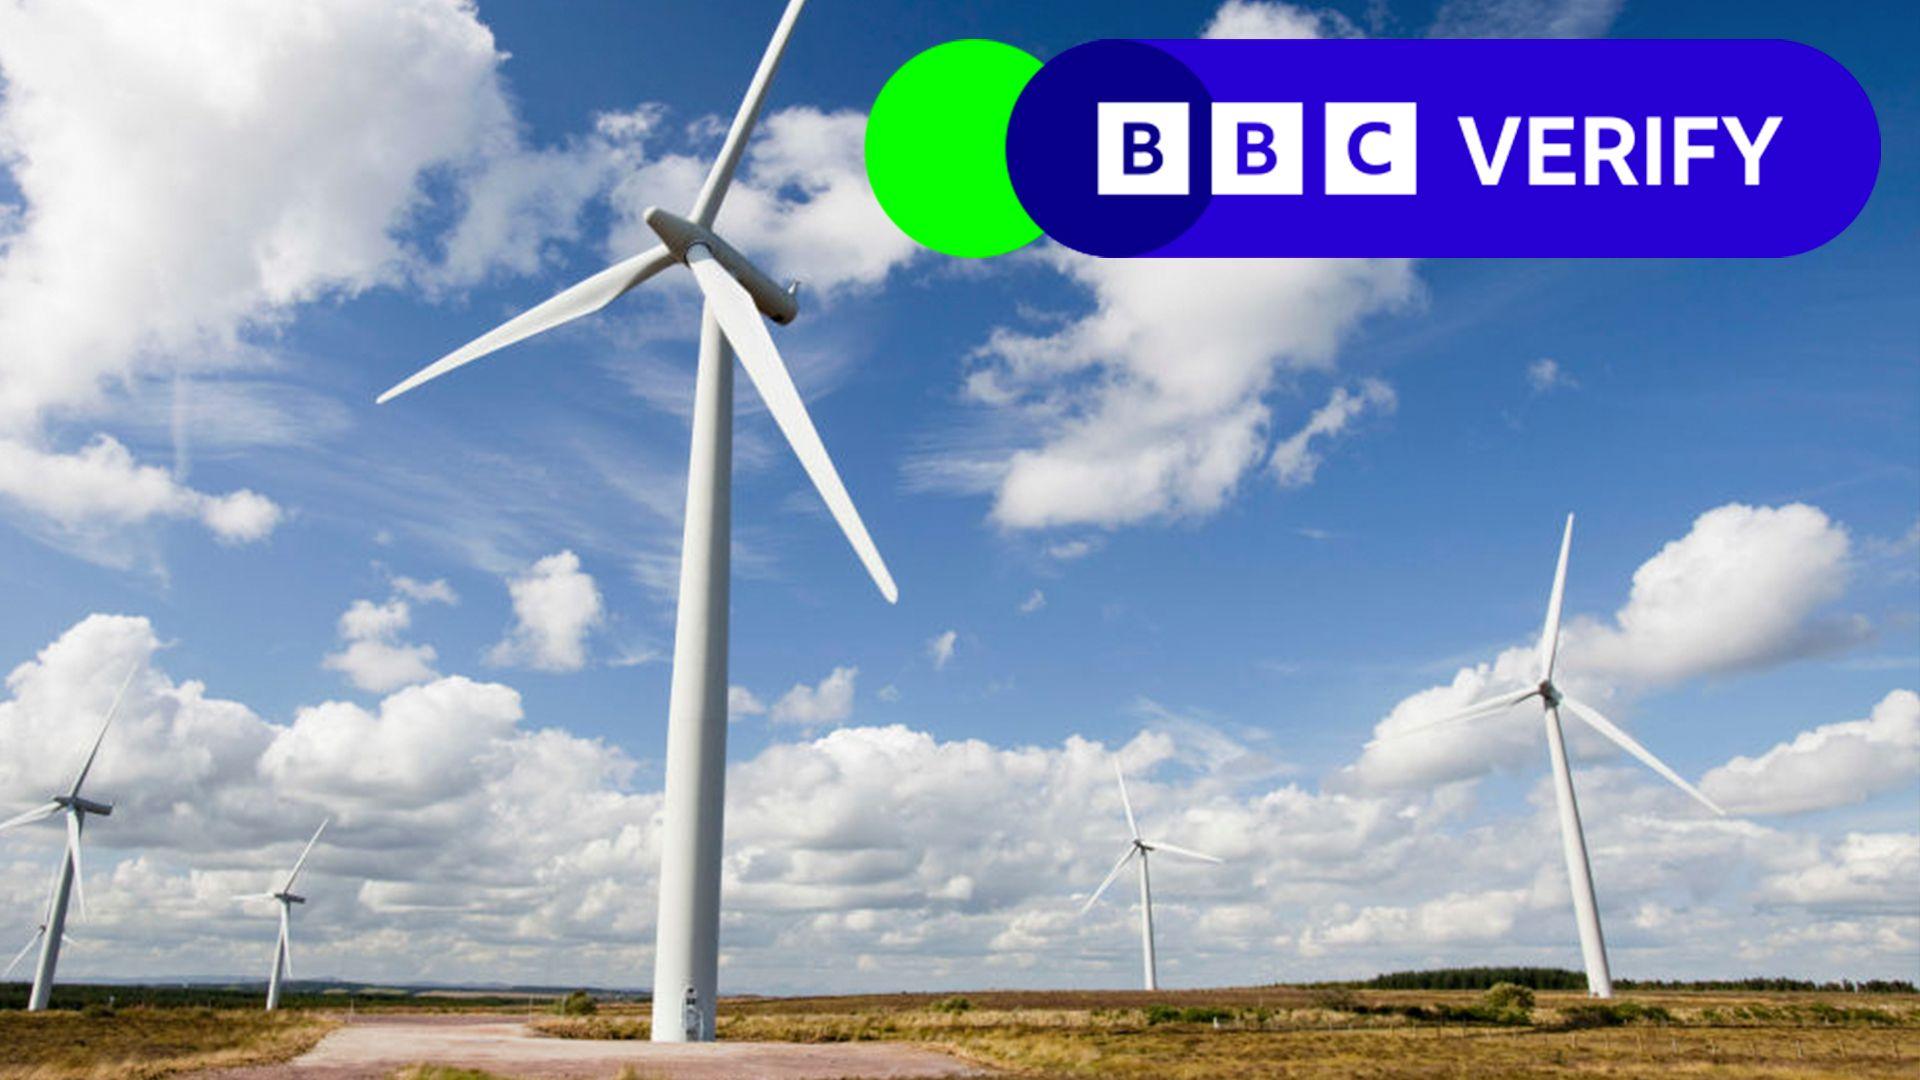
[1079,761,1223,991]
[0,665,134,1011]
[234,819,329,1011]
[1387,514,1726,998]
[376,0,894,1042]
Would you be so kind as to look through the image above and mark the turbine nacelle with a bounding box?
[56,796,112,818]
[642,206,799,326]
[274,893,306,905]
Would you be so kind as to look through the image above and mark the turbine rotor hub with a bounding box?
[642,206,800,325]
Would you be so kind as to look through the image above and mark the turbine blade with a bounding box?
[376,246,674,404]
[1538,514,1574,682]
[70,662,137,799]
[279,904,292,982]
[1559,695,1726,816]
[282,818,330,894]
[1113,760,1140,840]
[1364,685,1540,747]
[4,928,41,977]
[686,248,898,602]
[0,800,61,834]
[689,0,809,227]
[1144,839,1224,865]
[233,893,276,903]
[1079,845,1137,915]
[66,811,86,920]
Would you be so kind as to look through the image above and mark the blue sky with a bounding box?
[0,0,1913,992]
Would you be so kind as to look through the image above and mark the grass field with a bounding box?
[1,987,1914,1078]
[0,1007,334,1079]
[533,987,1920,1079]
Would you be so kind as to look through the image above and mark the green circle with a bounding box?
[866,39,1043,259]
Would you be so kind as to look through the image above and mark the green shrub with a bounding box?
[554,990,598,1016]
[1559,1001,1672,1028]
[931,996,973,1014]
[1144,1004,1233,1025]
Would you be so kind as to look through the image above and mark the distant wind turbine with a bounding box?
[1380,514,1726,998]
[1079,760,1223,990]
[376,0,893,1043]
[234,819,329,1011]
[0,664,134,1010]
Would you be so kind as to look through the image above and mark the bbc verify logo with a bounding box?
[864,38,1880,259]
[1098,103,1785,198]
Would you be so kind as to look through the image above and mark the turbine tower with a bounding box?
[376,0,894,1041]
[235,818,329,1011]
[1386,514,1726,997]
[1079,760,1222,990]
[0,665,133,1010]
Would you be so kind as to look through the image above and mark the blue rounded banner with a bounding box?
[1004,39,1880,257]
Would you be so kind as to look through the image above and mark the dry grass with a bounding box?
[0,1007,334,1080]
[532,987,1920,1079]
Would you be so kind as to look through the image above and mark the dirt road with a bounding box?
[196,1013,985,1079]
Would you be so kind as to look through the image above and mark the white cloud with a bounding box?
[1350,503,1865,791]
[1269,379,1396,488]
[0,612,1913,990]
[323,598,439,695]
[729,686,768,721]
[0,0,522,431]
[1019,590,1047,615]
[928,630,959,670]
[0,1,668,565]
[0,435,281,562]
[1702,690,1919,816]
[1576,503,1860,683]
[1203,1,1362,39]
[939,253,1416,530]
[1756,833,1920,912]
[390,576,459,606]
[1526,358,1576,393]
[769,666,858,727]
[487,551,605,672]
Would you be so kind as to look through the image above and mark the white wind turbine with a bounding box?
[1384,514,1726,998]
[234,819,329,1011]
[376,0,894,1042]
[0,665,134,1011]
[1079,761,1223,991]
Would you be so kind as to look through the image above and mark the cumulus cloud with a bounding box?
[927,630,959,670]
[1702,691,1919,816]
[487,551,605,672]
[1350,503,1865,792]
[1269,379,1397,488]
[1755,833,1920,913]
[0,1,667,563]
[0,613,1913,989]
[769,666,858,727]
[1203,1,1362,39]
[0,435,282,561]
[930,252,1416,530]
[390,576,459,606]
[1575,503,1860,683]
[323,599,438,695]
